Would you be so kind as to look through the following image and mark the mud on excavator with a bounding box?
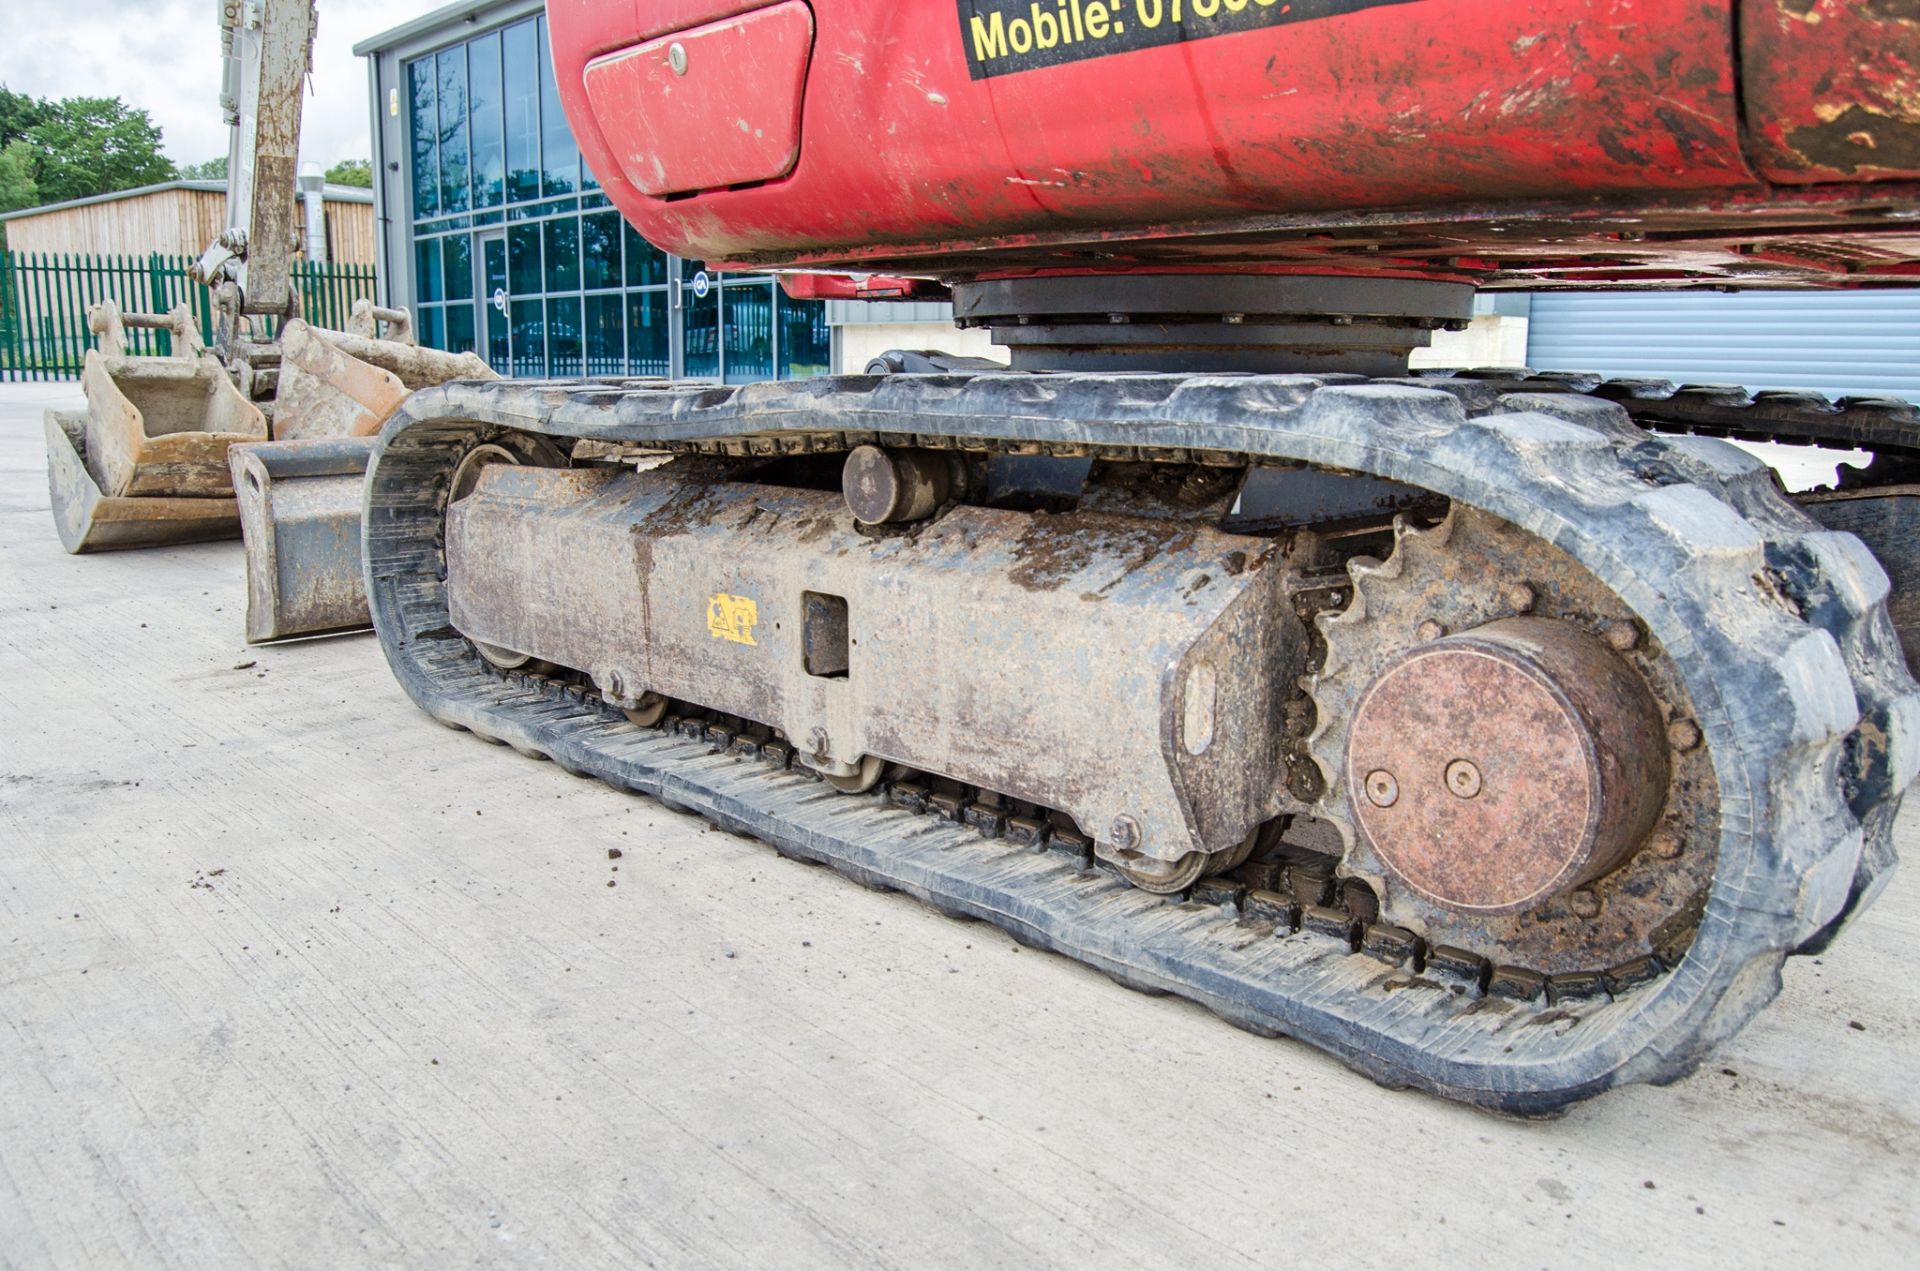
[45,0,486,643]
[342,0,1920,1114]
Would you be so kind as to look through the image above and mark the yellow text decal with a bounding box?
[707,593,760,645]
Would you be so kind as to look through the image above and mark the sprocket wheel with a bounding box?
[1306,504,1721,976]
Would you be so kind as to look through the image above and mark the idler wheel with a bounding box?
[1345,617,1670,915]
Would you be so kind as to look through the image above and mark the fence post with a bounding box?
[0,250,15,380]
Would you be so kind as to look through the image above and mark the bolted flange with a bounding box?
[1344,617,1671,915]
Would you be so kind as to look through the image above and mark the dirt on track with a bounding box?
[0,382,1915,1270]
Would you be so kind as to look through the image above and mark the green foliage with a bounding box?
[0,140,37,214]
[178,156,228,181]
[22,96,175,205]
[0,86,47,147]
[324,158,373,188]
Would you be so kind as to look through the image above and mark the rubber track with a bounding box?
[1427,369,1920,458]
[362,372,1919,1114]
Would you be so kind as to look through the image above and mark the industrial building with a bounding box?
[0,179,375,263]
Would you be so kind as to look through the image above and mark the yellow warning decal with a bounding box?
[707,593,760,645]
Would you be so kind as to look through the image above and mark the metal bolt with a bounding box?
[1650,830,1684,859]
[1604,619,1640,652]
[1108,815,1142,851]
[1364,769,1400,808]
[1505,582,1536,613]
[1666,718,1702,752]
[1416,619,1444,642]
[1569,889,1602,918]
[1444,759,1483,799]
[668,41,688,75]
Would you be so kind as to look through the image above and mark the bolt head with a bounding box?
[668,41,688,74]
[1569,888,1602,918]
[1505,582,1536,613]
[1444,759,1482,799]
[1666,718,1702,752]
[1650,830,1684,859]
[1604,619,1640,652]
[1364,769,1400,808]
[1108,815,1141,851]
[1416,619,1444,642]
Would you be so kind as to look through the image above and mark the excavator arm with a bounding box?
[191,0,317,321]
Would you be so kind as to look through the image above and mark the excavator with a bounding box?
[44,0,488,643]
[351,0,1920,1113]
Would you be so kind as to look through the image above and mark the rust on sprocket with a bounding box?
[1307,505,1721,976]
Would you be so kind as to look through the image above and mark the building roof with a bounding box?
[0,179,374,224]
[354,0,524,56]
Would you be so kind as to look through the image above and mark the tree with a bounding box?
[324,158,372,188]
[0,86,46,148]
[0,139,37,213]
[179,156,228,181]
[24,97,174,204]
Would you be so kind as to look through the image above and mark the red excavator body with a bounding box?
[548,0,1920,285]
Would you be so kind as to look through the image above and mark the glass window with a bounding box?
[483,235,509,370]
[582,212,621,290]
[415,237,443,303]
[511,298,545,376]
[446,304,476,356]
[503,20,541,203]
[408,57,438,219]
[482,233,506,295]
[407,23,819,390]
[627,290,669,377]
[537,18,579,196]
[684,274,719,379]
[723,279,774,384]
[546,296,582,376]
[623,224,667,288]
[468,31,504,209]
[543,217,580,292]
[584,294,624,376]
[778,290,831,379]
[437,47,470,214]
[443,234,473,302]
[508,222,542,297]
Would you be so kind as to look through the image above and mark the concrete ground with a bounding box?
[1,380,1915,1270]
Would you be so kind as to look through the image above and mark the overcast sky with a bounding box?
[2,0,450,173]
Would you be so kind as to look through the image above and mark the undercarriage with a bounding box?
[362,280,1918,1110]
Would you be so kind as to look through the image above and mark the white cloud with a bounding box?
[1,0,448,170]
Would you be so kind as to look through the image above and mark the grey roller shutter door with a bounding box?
[1526,291,1920,402]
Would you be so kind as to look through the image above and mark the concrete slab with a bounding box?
[0,381,1914,1269]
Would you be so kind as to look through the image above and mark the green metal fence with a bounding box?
[0,251,379,380]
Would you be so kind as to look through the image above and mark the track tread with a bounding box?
[363,371,1916,1113]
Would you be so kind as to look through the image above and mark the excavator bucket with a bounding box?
[229,301,495,641]
[45,301,267,553]
[229,435,378,642]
